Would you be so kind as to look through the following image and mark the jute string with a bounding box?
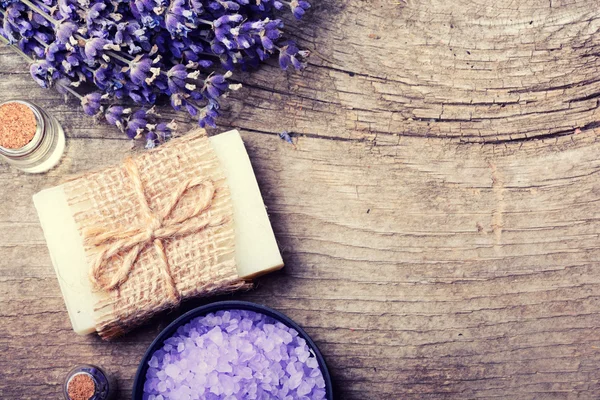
[84,157,224,304]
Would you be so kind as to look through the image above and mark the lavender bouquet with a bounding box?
[0,0,310,147]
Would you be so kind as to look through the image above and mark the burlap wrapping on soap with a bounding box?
[63,130,250,340]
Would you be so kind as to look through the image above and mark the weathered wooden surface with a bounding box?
[2,0,600,398]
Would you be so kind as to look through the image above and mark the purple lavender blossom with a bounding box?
[125,108,149,138]
[146,121,175,148]
[54,21,77,43]
[279,43,308,70]
[128,55,155,85]
[203,72,231,100]
[104,105,129,129]
[279,130,294,144]
[166,64,187,94]
[199,101,219,128]
[83,37,108,60]
[20,37,45,58]
[2,17,18,43]
[57,0,76,18]
[165,0,192,37]
[214,14,243,28]
[84,2,105,29]
[29,60,57,88]
[143,309,327,399]
[290,0,311,19]
[6,3,32,36]
[81,92,103,115]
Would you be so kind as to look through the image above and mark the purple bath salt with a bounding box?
[142,309,327,400]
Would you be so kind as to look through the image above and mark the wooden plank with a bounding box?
[1,0,600,398]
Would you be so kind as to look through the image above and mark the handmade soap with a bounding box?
[33,130,283,335]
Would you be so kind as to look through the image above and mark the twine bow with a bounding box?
[85,158,221,304]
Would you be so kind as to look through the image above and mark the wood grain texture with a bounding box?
[2,0,600,398]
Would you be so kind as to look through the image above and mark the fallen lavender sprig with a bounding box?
[0,0,310,147]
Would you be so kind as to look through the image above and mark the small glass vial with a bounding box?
[63,364,116,400]
[0,100,65,173]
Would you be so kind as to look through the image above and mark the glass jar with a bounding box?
[0,100,65,173]
[63,364,116,400]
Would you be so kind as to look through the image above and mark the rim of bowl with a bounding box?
[132,300,334,400]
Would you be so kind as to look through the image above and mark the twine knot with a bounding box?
[84,158,223,304]
[146,215,162,240]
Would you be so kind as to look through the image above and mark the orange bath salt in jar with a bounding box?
[0,100,65,173]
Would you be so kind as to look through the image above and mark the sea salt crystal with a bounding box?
[237,366,253,379]
[297,380,312,396]
[286,361,297,376]
[165,364,180,379]
[219,373,235,395]
[207,326,224,345]
[306,357,318,369]
[262,337,275,352]
[156,370,167,381]
[296,346,310,363]
[222,311,231,323]
[288,371,303,390]
[315,374,326,389]
[143,309,327,400]
[216,357,233,373]
[149,356,159,368]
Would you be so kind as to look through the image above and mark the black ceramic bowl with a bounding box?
[133,300,333,399]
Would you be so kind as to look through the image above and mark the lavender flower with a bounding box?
[124,108,149,138]
[214,14,243,27]
[83,37,108,60]
[2,17,18,43]
[105,105,129,129]
[30,60,57,88]
[81,92,102,115]
[57,0,76,18]
[279,130,293,144]
[5,3,32,36]
[84,2,105,29]
[20,37,45,58]
[166,63,187,93]
[203,71,232,100]
[128,55,159,85]
[279,43,308,70]
[145,120,175,148]
[290,0,310,19]
[165,0,192,37]
[54,21,77,43]
[198,100,219,128]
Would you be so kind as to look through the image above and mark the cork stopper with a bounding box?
[0,102,37,149]
[67,373,96,400]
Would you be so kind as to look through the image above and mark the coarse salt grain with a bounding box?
[0,102,37,149]
[143,309,327,400]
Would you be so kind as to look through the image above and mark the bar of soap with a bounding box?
[33,130,283,335]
